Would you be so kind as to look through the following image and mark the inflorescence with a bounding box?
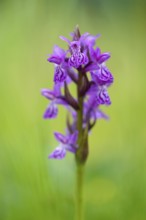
[41,26,114,162]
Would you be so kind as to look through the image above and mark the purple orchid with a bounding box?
[49,131,78,159]
[68,41,89,68]
[41,26,114,161]
[89,47,110,64]
[87,82,111,105]
[41,84,67,119]
[47,45,68,84]
[91,66,113,86]
[60,36,89,68]
[48,45,66,65]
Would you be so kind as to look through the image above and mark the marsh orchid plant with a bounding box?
[41,26,114,220]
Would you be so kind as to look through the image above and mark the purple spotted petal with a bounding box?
[54,132,69,144]
[54,65,67,84]
[49,146,66,159]
[43,102,58,119]
[96,87,111,105]
[69,52,88,68]
[41,89,55,100]
[91,66,114,86]
[48,45,66,65]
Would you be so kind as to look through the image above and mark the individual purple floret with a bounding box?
[54,65,67,84]
[48,45,68,83]
[49,131,78,159]
[87,83,111,105]
[91,66,113,86]
[48,45,66,65]
[43,102,58,119]
[68,41,88,68]
[60,36,89,68]
[89,47,110,64]
[41,26,114,161]
[41,84,67,119]
[96,86,111,105]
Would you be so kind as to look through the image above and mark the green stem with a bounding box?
[75,164,84,220]
[76,70,84,164]
[75,70,85,220]
[77,70,83,136]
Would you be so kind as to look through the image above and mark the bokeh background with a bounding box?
[0,0,146,219]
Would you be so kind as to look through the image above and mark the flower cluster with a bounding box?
[41,26,114,161]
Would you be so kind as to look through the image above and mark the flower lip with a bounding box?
[54,65,67,84]
[49,146,66,159]
[91,66,114,86]
[69,52,88,68]
[49,130,78,159]
[96,86,111,105]
[43,102,58,119]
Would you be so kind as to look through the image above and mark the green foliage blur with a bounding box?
[0,0,146,219]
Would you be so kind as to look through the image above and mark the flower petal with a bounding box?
[65,145,77,153]
[69,52,88,68]
[91,66,114,86]
[84,62,99,72]
[92,109,109,120]
[54,65,67,84]
[48,56,62,65]
[49,146,66,159]
[53,45,66,58]
[48,45,66,65]
[54,132,68,144]
[82,34,100,47]
[96,87,111,105]
[97,52,110,64]
[89,47,110,64]
[41,89,55,100]
[60,36,70,44]
[53,83,62,96]
[43,102,58,119]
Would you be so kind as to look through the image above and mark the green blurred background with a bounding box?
[0,0,146,219]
